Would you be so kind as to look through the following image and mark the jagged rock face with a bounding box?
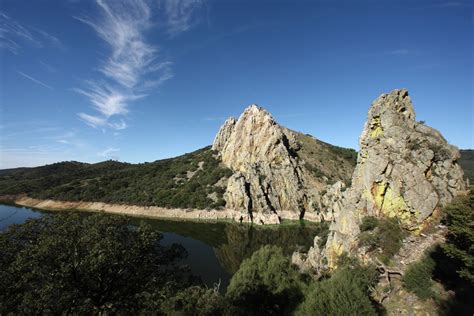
[212,117,236,152]
[324,89,466,267]
[213,105,312,218]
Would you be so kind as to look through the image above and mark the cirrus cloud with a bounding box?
[75,0,203,130]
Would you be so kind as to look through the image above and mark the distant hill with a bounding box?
[460,149,474,183]
[0,147,232,209]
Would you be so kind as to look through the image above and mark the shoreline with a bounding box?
[0,195,322,225]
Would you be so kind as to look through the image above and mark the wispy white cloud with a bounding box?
[160,0,204,36]
[17,71,54,90]
[0,12,63,54]
[39,60,57,73]
[78,112,127,130]
[35,29,65,50]
[75,0,203,131]
[75,0,157,89]
[74,83,133,117]
[97,147,120,159]
[78,112,107,128]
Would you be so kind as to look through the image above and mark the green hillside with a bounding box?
[0,147,232,209]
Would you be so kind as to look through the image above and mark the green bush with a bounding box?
[358,217,406,264]
[402,255,436,300]
[0,214,193,314]
[226,245,303,315]
[360,216,378,232]
[296,264,378,316]
[442,189,474,283]
[161,286,225,316]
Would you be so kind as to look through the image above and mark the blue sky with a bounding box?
[0,0,472,168]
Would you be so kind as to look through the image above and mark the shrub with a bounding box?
[296,264,378,316]
[0,214,192,314]
[442,189,474,283]
[360,216,378,232]
[226,245,303,315]
[358,217,406,264]
[161,286,225,316]
[402,255,436,300]
[0,147,233,210]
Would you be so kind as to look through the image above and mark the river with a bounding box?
[0,204,327,292]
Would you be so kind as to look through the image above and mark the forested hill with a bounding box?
[459,149,474,183]
[0,146,232,209]
[1,146,470,210]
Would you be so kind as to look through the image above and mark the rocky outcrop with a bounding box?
[212,105,347,222]
[212,117,236,152]
[323,89,466,267]
[291,236,323,275]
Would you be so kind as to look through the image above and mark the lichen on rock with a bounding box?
[321,88,466,267]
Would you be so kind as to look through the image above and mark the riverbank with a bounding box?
[0,195,322,225]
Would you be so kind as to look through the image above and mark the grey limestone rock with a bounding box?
[213,104,335,222]
[323,89,466,267]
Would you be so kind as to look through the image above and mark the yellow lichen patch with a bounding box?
[369,116,383,138]
[327,238,345,269]
[371,182,416,227]
[372,182,388,210]
[340,216,348,234]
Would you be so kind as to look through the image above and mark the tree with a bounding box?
[225,245,303,315]
[0,213,192,314]
[442,189,474,283]
[161,286,225,316]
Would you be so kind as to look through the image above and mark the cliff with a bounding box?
[323,89,466,267]
[212,104,356,223]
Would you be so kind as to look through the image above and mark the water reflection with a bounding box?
[214,222,328,274]
[0,205,327,291]
[0,204,43,230]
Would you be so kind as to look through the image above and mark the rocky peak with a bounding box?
[211,102,361,224]
[212,104,308,221]
[216,104,298,171]
[322,88,466,267]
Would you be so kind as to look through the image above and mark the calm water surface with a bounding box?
[0,204,325,291]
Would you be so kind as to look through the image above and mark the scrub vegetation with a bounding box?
[399,189,474,314]
[0,147,232,209]
[1,191,472,315]
[0,213,378,315]
[358,216,407,264]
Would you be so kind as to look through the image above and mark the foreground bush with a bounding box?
[296,262,379,316]
[0,213,193,314]
[442,189,474,283]
[226,245,303,315]
[402,255,436,300]
[161,286,225,315]
[359,216,406,264]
